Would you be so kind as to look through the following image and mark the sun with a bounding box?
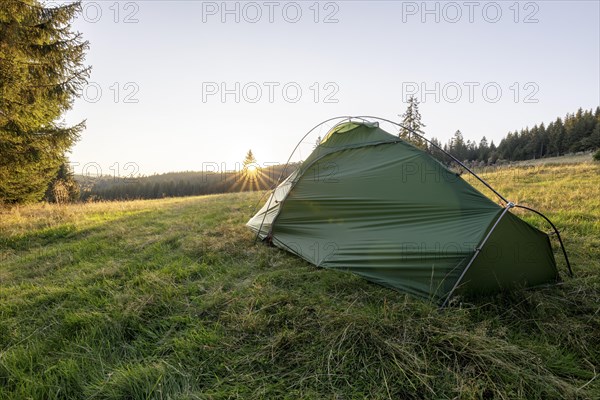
[245,164,258,174]
[243,163,259,181]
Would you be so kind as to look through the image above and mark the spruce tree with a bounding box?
[489,141,498,164]
[589,113,600,149]
[243,150,257,167]
[0,0,90,204]
[478,136,489,162]
[399,96,426,148]
[538,123,548,158]
[550,117,565,156]
[449,130,466,160]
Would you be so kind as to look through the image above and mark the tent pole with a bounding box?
[440,203,514,308]
[514,204,573,277]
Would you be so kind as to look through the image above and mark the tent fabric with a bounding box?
[458,211,558,295]
[247,122,559,301]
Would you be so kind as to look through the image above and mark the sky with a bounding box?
[53,0,600,176]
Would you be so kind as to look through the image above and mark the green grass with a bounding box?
[1,163,599,399]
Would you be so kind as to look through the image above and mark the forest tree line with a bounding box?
[430,107,600,165]
[78,164,290,202]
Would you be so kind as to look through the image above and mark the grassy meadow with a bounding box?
[0,162,599,399]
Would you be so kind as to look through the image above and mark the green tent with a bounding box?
[248,119,565,303]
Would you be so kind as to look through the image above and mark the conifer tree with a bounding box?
[549,117,566,156]
[243,150,257,168]
[478,136,489,162]
[0,0,90,204]
[589,112,600,149]
[489,141,498,164]
[449,130,466,160]
[399,96,426,148]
